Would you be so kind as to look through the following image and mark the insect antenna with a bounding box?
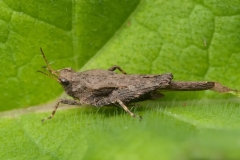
[38,48,60,82]
[40,48,58,76]
[37,70,60,82]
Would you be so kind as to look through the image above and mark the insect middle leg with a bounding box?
[42,99,82,123]
[108,65,127,74]
[116,99,142,120]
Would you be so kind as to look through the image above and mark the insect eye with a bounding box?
[59,78,70,85]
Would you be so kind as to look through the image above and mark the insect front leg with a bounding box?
[42,99,82,123]
[108,65,127,74]
[116,99,142,120]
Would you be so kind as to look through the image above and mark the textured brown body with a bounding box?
[38,48,237,121]
[59,69,173,107]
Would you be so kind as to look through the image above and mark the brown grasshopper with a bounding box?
[38,48,239,122]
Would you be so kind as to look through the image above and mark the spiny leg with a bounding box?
[108,65,127,74]
[42,99,82,123]
[116,99,142,120]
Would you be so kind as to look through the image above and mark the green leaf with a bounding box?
[0,0,239,111]
[1,101,240,159]
[0,0,240,159]
[0,0,140,111]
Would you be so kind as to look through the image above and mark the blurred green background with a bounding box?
[0,0,240,159]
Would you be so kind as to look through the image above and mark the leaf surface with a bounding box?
[0,0,240,159]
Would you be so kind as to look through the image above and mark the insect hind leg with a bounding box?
[108,65,127,74]
[116,99,142,120]
[150,91,164,100]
